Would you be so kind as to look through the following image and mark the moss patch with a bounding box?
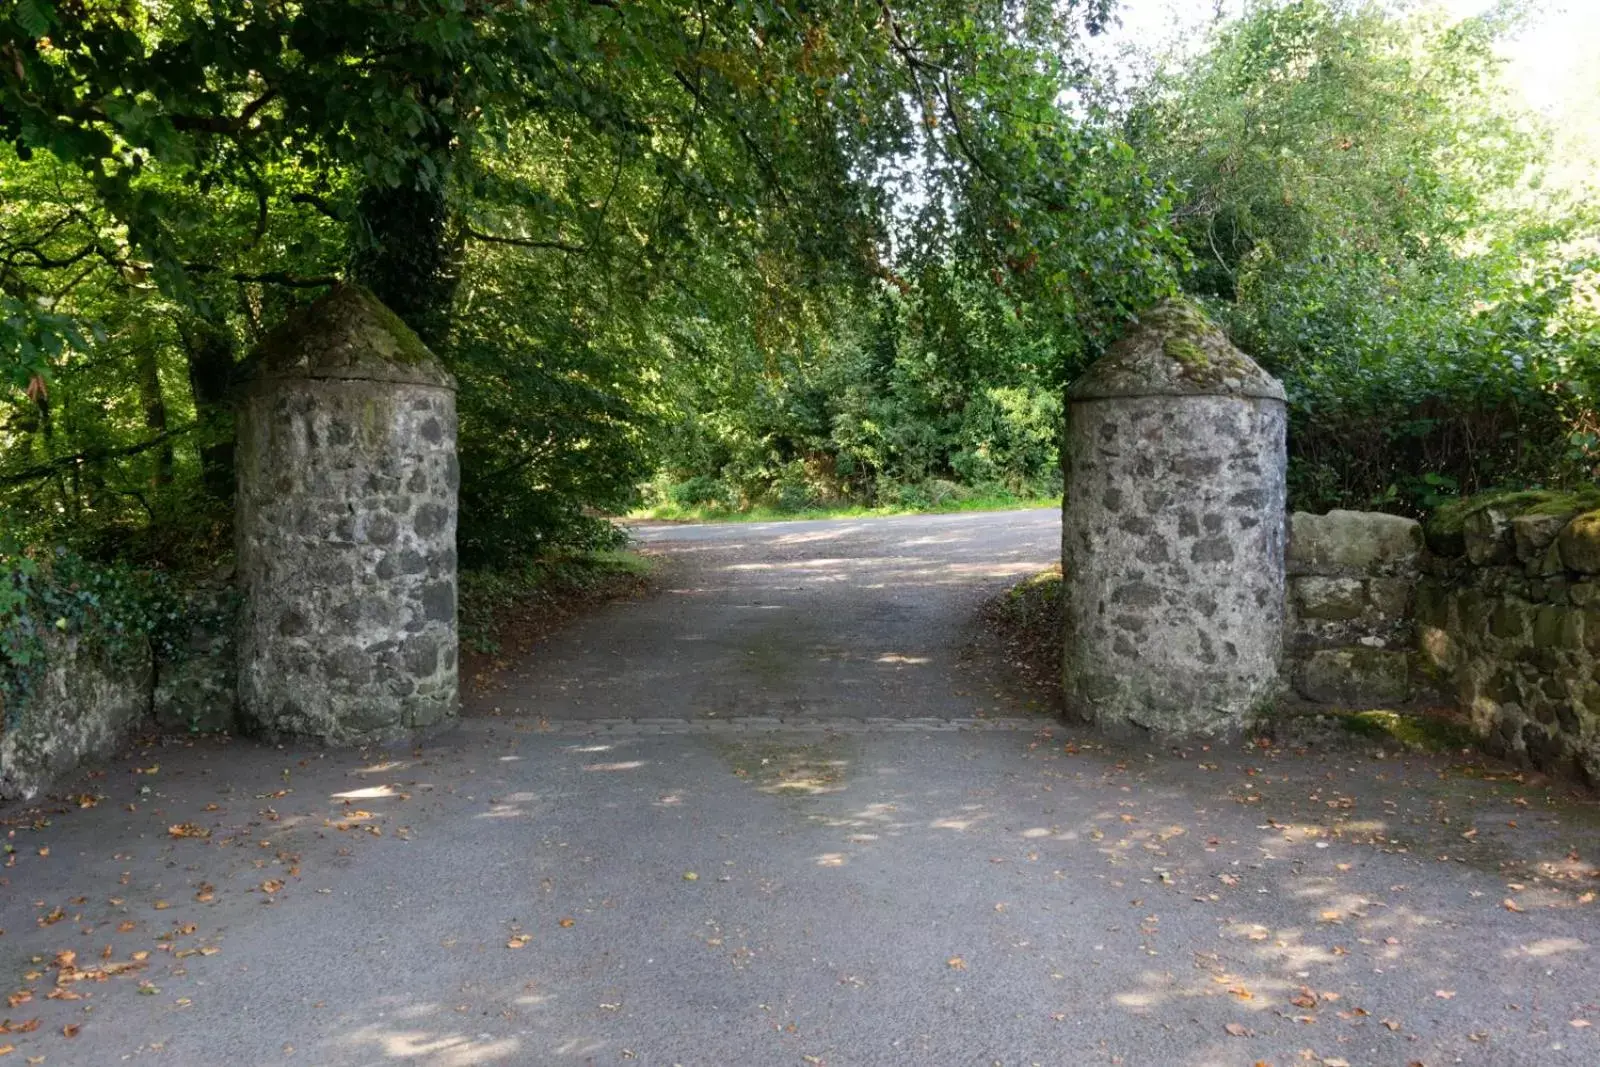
[1339,708,1477,751]
[255,283,440,377]
[1426,488,1600,555]
[1429,488,1600,536]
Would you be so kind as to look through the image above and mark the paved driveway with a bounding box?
[2,511,1599,1067]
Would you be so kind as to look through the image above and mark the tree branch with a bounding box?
[229,270,340,288]
[0,424,195,487]
[170,89,280,136]
[289,192,347,222]
[462,226,587,254]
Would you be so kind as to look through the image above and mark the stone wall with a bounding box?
[152,579,238,735]
[1285,509,1424,707]
[0,633,153,801]
[0,595,237,801]
[1417,497,1600,781]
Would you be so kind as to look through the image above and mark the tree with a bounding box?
[2,0,1179,556]
[1129,0,1599,511]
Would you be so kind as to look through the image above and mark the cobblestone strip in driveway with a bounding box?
[537,716,1052,736]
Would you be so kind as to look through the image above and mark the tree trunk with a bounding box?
[134,341,174,487]
[178,314,237,503]
[350,176,459,351]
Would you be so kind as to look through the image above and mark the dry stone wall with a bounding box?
[0,633,152,801]
[1285,510,1423,707]
[1417,497,1600,781]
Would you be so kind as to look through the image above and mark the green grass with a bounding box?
[629,491,1061,525]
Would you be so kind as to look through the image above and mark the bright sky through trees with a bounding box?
[1100,0,1597,115]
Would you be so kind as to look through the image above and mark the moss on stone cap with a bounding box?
[250,283,455,389]
[1068,299,1286,402]
[1425,488,1600,557]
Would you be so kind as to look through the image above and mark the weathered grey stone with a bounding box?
[1063,301,1286,736]
[1513,512,1571,562]
[1288,510,1422,574]
[1489,599,1530,641]
[1558,511,1600,574]
[1366,577,1413,619]
[1,633,153,801]
[235,285,459,744]
[1463,507,1515,566]
[1293,577,1366,622]
[1293,647,1411,707]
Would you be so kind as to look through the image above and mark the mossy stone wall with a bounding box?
[1419,494,1600,781]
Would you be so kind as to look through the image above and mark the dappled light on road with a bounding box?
[8,511,1600,1065]
[337,1021,521,1065]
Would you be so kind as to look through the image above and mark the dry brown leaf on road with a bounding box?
[1224,1022,1253,1037]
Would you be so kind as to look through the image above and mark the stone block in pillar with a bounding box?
[1062,300,1287,736]
[235,284,459,743]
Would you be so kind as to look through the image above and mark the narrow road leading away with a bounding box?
[470,509,1061,724]
[3,510,1600,1067]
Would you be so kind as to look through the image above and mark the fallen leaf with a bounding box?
[507,934,531,949]
[558,918,575,928]
[1503,898,1525,913]
[946,957,966,971]
[1224,1022,1253,1037]
[61,1025,78,1038]
[1435,990,1456,999]
[167,824,210,840]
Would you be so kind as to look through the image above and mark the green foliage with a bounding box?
[0,540,182,729]
[2,0,1176,565]
[651,264,1075,511]
[1133,0,1600,514]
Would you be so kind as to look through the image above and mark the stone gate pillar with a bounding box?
[1062,300,1287,735]
[235,284,459,743]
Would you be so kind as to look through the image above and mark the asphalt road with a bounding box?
[3,510,1600,1067]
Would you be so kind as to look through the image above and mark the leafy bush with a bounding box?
[1133,0,1600,515]
[669,476,735,510]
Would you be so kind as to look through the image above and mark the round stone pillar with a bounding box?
[1062,300,1287,736]
[235,284,459,743]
